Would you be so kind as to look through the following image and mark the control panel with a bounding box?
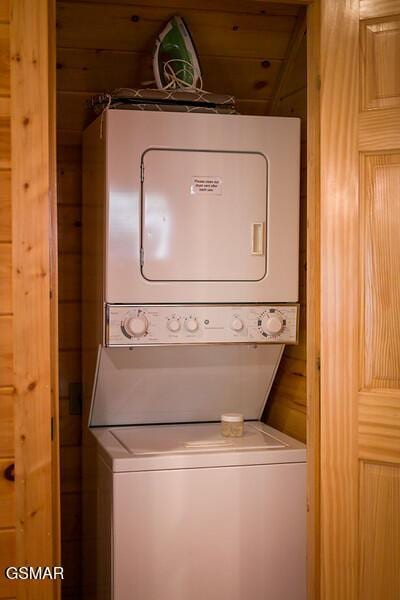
[106,304,299,346]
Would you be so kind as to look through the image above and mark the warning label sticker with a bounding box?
[191,176,222,195]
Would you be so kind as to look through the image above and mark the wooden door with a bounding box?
[319,0,400,598]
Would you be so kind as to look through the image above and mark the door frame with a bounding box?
[10,1,60,598]
[9,0,322,598]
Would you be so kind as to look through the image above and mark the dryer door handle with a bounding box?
[251,222,265,255]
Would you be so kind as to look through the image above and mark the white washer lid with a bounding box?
[111,422,286,455]
[91,421,307,472]
[89,344,284,427]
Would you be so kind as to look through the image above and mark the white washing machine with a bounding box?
[92,421,306,600]
[82,110,305,600]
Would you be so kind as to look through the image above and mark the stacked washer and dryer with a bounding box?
[82,109,306,600]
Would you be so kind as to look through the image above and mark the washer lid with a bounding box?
[91,421,307,472]
[89,344,283,427]
[111,422,286,456]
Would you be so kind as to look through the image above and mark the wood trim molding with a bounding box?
[10,1,60,597]
[319,0,360,597]
[306,2,321,598]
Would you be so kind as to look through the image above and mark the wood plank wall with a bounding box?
[264,29,307,443]
[55,1,305,596]
[0,1,16,598]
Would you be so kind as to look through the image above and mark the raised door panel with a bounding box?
[359,462,400,600]
[362,153,400,389]
[361,17,400,110]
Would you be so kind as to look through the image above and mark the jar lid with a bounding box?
[221,413,244,423]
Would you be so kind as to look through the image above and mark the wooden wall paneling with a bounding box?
[60,0,302,13]
[0,170,11,242]
[0,316,12,387]
[269,6,306,114]
[0,528,16,598]
[0,1,9,23]
[10,1,60,598]
[57,132,83,595]
[0,243,11,314]
[0,114,10,168]
[0,457,15,528]
[56,48,282,102]
[0,3,14,597]
[0,23,10,94]
[264,7,308,445]
[0,389,13,458]
[56,2,295,55]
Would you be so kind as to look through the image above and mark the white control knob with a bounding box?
[167,318,180,332]
[185,318,199,333]
[125,314,149,338]
[231,317,244,332]
[261,313,284,336]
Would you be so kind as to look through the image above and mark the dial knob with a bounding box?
[167,318,181,332]
[261,313,284,336]
[185,318,199,333]
[231,317,244,332]
[125,314,149,338]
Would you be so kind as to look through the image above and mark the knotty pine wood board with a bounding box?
[61,0,301,17]
[0,391,13,457]
[0,0,9,24]
[0,117,10,169]
[61,492,81,541]
[59,253,81,303]
[56,47,282,100]
[60,539,81,598]
[0,316,12,387]
[59,303,81,351]
[0,171,11,242]
[57,157,81,205]
[264,28,307,442]
[57,2,295,56]
[60,446,81,494]
[0,528,16,598]
[59,350,81,398]
[0,458,14,528]
[60,411,81,447]
[0,24,9,94]
[58,204,81,254]
[0,243,11,315]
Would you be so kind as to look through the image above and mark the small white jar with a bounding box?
[221,413,244,437]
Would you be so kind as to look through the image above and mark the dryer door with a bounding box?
[141,149,268,282]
